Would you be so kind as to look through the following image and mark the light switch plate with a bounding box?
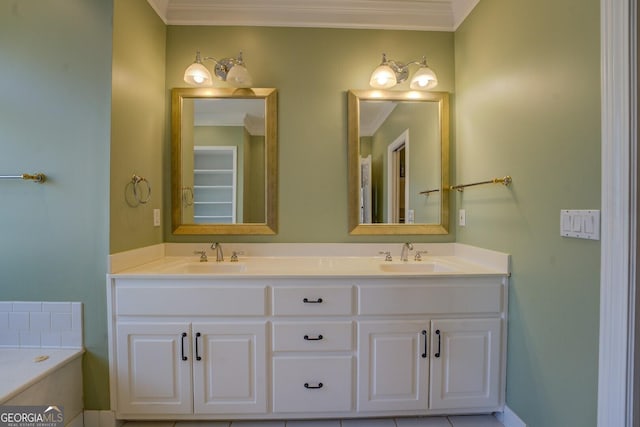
[459,209,466,227]
[153,209,161,227]
[560,209,600,240]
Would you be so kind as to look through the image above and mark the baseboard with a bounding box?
[82,410,120,427]
[65,413,84,427]
[495,405,527,427]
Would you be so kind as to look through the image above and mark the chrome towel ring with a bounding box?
[126,174,151,207]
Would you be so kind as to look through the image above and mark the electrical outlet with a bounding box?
[153,209,161,227]
[459,209,466,227]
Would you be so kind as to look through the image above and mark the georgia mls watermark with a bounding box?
[0,406,63,427]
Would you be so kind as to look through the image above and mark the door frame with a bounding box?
[599,0,637,425]
[386,130,410,223]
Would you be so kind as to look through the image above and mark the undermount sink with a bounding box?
[170,262,248,274]
[378,262,455,273]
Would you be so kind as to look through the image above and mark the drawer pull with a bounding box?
[195,332,202,361]
[304,382,324,389]
[303,334,324,341]
[180,332,188,361]
[435,329,441,358]
[303,297,323,304]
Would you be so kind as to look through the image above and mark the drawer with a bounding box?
[272,286,353,315]
[272,356,353,413]
[272,321,353,352]
[116,284,266,316]
[358,279,503,315]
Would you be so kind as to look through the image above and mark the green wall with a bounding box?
[1,0,603,420]
[0,0,113,409]
[455,1,601,426]
[162,26,456,243]
[111,0,166,253]
[371,102,441,223]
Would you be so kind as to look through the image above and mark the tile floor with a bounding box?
[121,415,505,427]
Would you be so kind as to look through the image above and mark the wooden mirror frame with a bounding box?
[171,87,278,235]
[348,90,449,235]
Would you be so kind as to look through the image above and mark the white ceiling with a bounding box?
[194,98,265,135]
[147,0,480,31]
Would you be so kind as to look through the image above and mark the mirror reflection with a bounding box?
[348,90,449,235]
[181,98,266,224]
[359,100,441,224]
[171,88,277,235]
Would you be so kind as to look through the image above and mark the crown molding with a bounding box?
[147,0,479,31]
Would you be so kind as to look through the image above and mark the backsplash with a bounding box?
[0,302,83,348]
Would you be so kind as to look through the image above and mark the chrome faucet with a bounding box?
[210,242,224,262]
[400,242,414,262]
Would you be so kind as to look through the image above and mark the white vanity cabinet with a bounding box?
[108,272,507,421]
[271,284,355,414]
[109,280,268,418]
[356,277,506,415]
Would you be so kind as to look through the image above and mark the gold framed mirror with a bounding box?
[348,90,449,235]
[171,87,277,235]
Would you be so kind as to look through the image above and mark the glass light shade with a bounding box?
[184,62,212,85]
[409,66,438,90]
[226,64,253,88]
[370,64,398,89]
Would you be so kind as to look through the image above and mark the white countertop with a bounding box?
[109,243,510,279]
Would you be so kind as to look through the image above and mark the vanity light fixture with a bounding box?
[369,53,438,90]
[183,50,253,88]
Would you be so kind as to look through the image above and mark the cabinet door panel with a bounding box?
[429,318,501,410]
[358,321,428,412]
[116,322,192,414]
[192,322,267,414]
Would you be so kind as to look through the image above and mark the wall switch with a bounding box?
[459,209,466,227]
[153,209,161,227]
[560,209,600,240]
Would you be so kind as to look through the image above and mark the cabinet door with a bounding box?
[115,322,192,415]
[192,322,267,414]
[429,318,501,410]
[358,320,429,412]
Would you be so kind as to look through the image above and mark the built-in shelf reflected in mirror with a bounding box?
[171,87,277,235]
[348,90,449,235]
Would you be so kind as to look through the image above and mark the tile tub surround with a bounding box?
[0,301,83,348]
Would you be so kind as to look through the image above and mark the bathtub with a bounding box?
[0,348,84,426]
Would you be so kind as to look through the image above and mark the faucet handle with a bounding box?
[230,251,244,262]
[414,250,429,261]
[194,250,208,262]
[379,251,393,262]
